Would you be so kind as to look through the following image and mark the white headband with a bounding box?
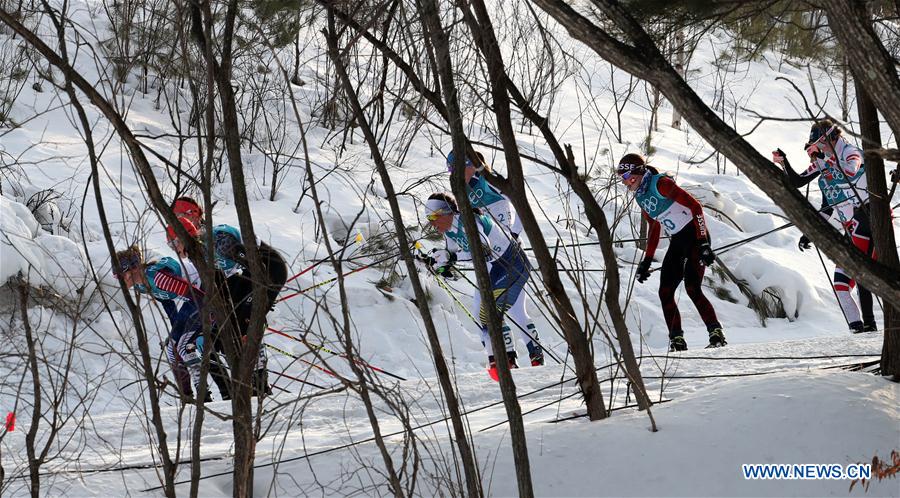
[425,198,453,216]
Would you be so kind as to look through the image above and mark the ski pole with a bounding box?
[284,232,366,285]
[812,246,851,328]
[277,251,398,303]
[267,327,406,381]
[264,343,338,377]
[713,221,795,255]
[455,266,608,273]
[269,368,326,389]
[520,236,668,252]
[415,243,563,365]
[452,268,565,366]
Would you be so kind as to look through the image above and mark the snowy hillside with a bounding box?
[1,1,898,496]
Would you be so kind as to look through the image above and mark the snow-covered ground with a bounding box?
[1,1,898,496]
[1,336,894,497]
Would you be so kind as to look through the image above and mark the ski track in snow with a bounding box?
[3,335,894,497]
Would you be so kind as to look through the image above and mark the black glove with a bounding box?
[798,235,812,252]
[890,168,899,184]
[423,248,456,276]
[636,259,651,283]
[698,242,715,266]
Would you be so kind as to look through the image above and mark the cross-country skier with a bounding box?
[423,192,533,380]
[165,216,233,400]
[445,150,544,366]
[773,119,878,333]
[114,244,211,401]
[172,197,289,396]
[616,153,726,351]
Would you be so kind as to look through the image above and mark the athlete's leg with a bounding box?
[683,241,722,331]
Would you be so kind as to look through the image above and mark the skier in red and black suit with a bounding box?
[616,153,726,352]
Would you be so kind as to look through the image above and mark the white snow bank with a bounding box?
[730,250,820,319]
[1,194,90,298]
[490,371,899,497]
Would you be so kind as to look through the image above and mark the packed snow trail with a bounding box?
[2,334,893,497]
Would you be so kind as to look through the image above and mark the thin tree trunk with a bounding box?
[325,7,482,496]
[322,11,406,498]
[841,54,849,122]
[564,146,654,416]
[823,0,900,137]
[670,28,684,130]
[459,0,608,424]
[417,1,534,496]
[855,82,900,378]
[21,284,41,498]
[189,2,270,493]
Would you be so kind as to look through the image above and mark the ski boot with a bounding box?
[487,356,499,382]
[863,322,878,333]
[849,321,866,334]
[487,352,519,382]
[187,384,213,404]
[706,328,727,348]
[668,335,688,352]
[526,340,545,367]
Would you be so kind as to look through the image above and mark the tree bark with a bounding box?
[417,1,535,496]
[822,0,900,137]
[189,2,271,493]
[855,81,900,378]
[21,285,41,498]
[325,6,483,496]
[670,28,684,130]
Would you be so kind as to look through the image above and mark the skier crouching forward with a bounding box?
[423,192,533,380]
[171,196,289,396]
[616,153,726,351]
[114,245,211,400]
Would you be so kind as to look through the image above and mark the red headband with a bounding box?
[173,199,202,217]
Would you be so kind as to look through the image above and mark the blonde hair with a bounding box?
[114,245,144,273]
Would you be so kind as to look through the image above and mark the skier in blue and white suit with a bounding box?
[114,244,208,400]
[424,192,533,381]
[445,151,544,367]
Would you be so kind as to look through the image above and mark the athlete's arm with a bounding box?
[153,270,205,299]
[643,210,661,261]
[839,145,863,176]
